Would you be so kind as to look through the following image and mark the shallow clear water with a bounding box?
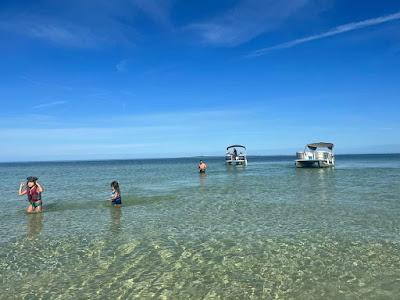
[0,155,399,299]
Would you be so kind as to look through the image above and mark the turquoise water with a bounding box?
[0,155,399,299]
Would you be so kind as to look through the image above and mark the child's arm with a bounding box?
[111,192,119,200]
[36,182,44,193]
[18,182,27,195]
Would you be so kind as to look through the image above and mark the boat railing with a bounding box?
[297,151,333,161]
[315,152,325,160]
[297,152,314,160]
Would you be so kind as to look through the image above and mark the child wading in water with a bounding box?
[18,176,44,213]
[109,181,122,207]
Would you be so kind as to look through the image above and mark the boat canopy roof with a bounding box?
[227,145,246,150]
[307,142,334,150]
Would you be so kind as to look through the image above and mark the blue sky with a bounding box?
[1,0,399,161]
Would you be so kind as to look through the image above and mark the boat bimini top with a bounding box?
[306,142,334,151]
[226,145,246,151]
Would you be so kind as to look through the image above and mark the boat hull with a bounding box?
[295,159,334,168]
[226,159,248,166]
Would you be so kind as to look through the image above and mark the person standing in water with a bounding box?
[18,176,44,213]
[109,181,122,207]
[198,160,208,173]
[233,148,238,159]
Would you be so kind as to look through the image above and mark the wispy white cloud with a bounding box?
[0,126,184,142]
[0,108,263,136]
[132,0,173,26]
[249,11,400,56]
[112,108,259,128]
[1,106,398,161]
[0,1,173,48]
[33,100,68,109]
[0,15,106,47]
[116,59,129,72]
[187,0,310,46]
[21,75,77,91]
[0,110,253,160]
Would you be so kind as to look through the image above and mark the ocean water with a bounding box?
[0,155,399,299]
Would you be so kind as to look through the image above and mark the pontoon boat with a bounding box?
[295,142,335,168]
[226,145,248,166]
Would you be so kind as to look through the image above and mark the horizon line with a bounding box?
[1,152,399,164]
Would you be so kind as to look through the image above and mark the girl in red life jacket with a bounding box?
[18,176,44,213]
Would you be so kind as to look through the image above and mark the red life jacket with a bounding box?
[27,186,41,202]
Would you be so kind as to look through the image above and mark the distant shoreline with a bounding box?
[1,153,399,164]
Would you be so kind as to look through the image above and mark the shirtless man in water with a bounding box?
[198,160,208,173]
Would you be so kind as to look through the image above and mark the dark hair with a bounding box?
[111,181,120,194]
[27,176,38,183]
